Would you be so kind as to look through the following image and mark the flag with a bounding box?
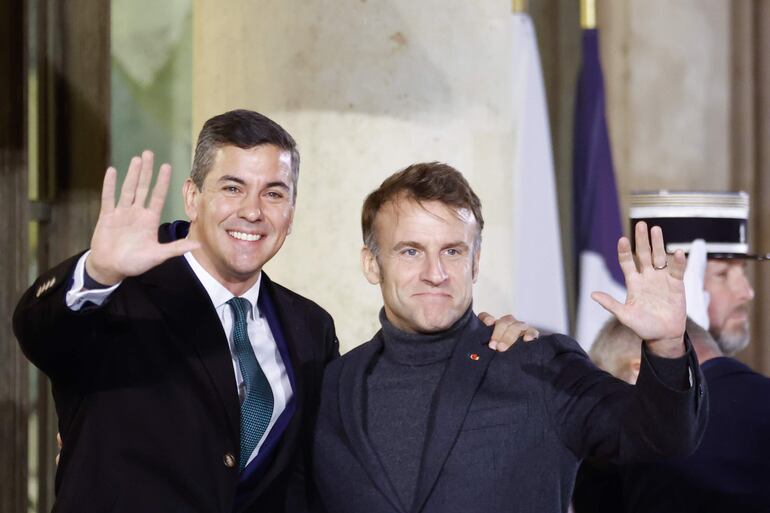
[510,12,569,335]
[573,27,626,351]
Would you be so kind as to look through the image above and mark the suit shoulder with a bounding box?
[266,279,327,312]
[546,332,586,351]
[267,279,334,320]
[325,335,379,374]
[498,332,585,360]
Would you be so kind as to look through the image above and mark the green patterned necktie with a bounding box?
[227,297,274,472]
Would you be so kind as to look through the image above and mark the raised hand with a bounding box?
[85,151,200,285]
[591,221,687,358]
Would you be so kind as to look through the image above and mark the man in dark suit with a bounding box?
[13,110,338,513]
[312,162,708,513]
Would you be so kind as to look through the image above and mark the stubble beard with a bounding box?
[710,322,750,356]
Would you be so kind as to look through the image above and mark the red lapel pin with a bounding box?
[469,353,480,361]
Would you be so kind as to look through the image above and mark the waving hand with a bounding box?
[591,221,687,357]
[85,151,199,285]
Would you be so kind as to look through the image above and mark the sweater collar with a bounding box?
[378,306,474,366]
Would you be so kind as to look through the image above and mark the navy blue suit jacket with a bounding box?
[587,357,770,513]
[13,222,339,513]
[313,314,707,513]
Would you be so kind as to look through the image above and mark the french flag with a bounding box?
[573,27,626,350]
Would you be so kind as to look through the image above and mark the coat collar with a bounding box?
[411,315,495,512]
[338,314,496,513]
[244,273,314,502]
[338,334,406,512]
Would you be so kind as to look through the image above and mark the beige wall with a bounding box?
[193,0,520,352]
[598,0,731,225]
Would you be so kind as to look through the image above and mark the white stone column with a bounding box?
[193,0,522,352]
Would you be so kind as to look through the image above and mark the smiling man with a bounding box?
[312,162,708,513]
[13,110,338,513]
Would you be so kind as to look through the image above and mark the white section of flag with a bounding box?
[510,13,568,335]
[575,251,627,351]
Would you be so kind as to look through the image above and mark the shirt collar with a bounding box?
[183,252,262,317]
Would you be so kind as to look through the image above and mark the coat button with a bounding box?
[223,453,236,468]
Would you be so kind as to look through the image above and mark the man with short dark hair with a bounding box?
[312,162,707,513]
[15,109,338,513]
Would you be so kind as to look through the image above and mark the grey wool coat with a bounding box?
[312,314,707,513]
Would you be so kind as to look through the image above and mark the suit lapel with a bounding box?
[338,335,407,513]
[241,275,309,500]
[140,256,240,440]
[412,318,495,513]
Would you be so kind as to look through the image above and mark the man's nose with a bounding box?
[421,254,448,285]
[239,195,262,222]
[736,271,755,302]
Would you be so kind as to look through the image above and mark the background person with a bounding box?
[574,316,770,512]
[629,190,766,358]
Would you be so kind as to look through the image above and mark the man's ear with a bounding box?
[182,179,199,222]
[361,247,381,285]
[472,248,481,283]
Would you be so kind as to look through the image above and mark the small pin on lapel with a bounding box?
[469,353,480,361]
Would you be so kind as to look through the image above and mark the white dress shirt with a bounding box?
[66,251,293,466]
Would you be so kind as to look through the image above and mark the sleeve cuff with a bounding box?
[65,251,121,311]
[642,334,694,391]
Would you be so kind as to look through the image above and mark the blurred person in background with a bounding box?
[574,190,770,512]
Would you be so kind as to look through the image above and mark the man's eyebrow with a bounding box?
[264,181,291,191]
[393,241,426,251]
[216,176,291,191]
[391,241,470,252]
[217,175,246,185]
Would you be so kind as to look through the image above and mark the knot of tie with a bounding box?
[227,296,251,323]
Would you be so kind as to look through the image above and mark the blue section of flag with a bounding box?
[573,28,625,289]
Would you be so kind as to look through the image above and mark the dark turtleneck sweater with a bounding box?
[365,307,474,511]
